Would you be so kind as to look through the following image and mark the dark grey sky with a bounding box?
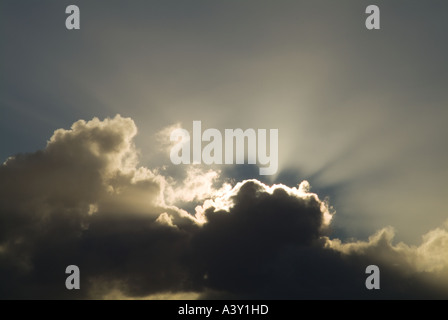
[1,0,448,299]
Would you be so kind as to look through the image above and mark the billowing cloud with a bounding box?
[326,224,448,286]
[1,115,447,299]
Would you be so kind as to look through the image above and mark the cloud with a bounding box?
[1,115,447,299]
[163,167,226,204]
[326,222,448,280]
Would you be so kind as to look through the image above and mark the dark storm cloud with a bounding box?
[1,116,448,299]
[189,181,448,299]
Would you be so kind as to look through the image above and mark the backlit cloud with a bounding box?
[0,115,447,299]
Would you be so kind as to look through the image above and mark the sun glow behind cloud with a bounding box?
[1,115,448,299]
[2,1,448,249]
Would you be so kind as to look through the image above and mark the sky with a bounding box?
[1,0,448,299]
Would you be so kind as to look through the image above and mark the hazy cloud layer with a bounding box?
[0,116,447,299]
